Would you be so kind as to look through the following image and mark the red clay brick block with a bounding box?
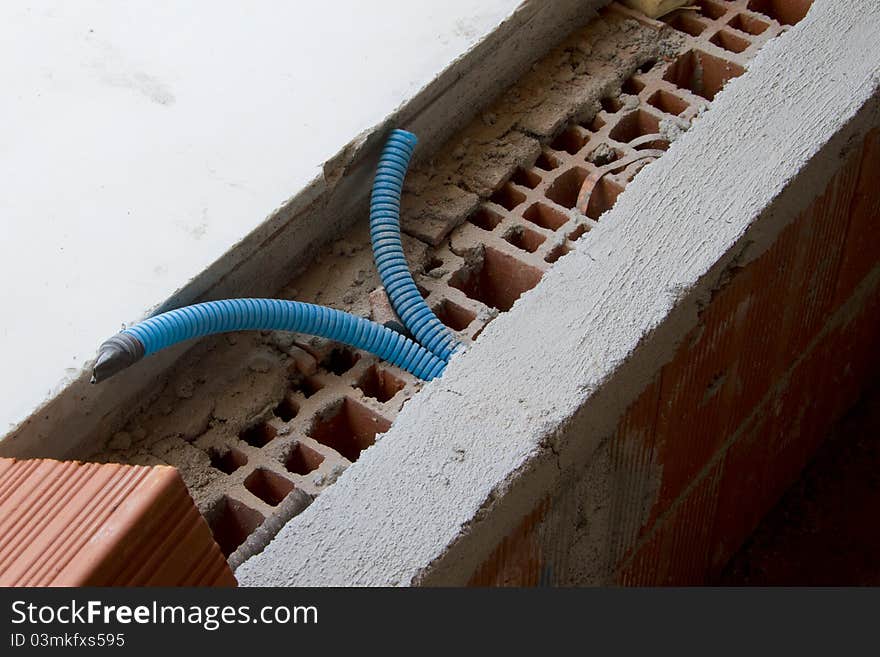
[607,374,662,564]
[468,499,549,587]
[834,128,880,307]
[616,460,722,586]
[0,458,235,586]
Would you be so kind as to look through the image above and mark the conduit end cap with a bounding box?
[91,333,145,384]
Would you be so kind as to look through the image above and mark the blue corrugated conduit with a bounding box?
[91,299,445,383]
[92,130,458,384]
[369,129,461,361]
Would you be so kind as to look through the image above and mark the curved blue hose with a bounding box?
[370,129,461,361]
[94,129,461,385]
[124,299,446,380]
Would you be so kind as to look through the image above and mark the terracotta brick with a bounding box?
[607,375,662,564]
[468,499,550,587]
[834,128,880,307]
[0,458,235,586]
[616,460,722,585]
[724,218,798,424]
[710,288,880,579]
[710,411,774,577]
[649,277,747,522]
[775,149,860,365]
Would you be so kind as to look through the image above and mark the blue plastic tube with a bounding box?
[94,129,461,385]
[93,299,446,382]
[369,129,461,361]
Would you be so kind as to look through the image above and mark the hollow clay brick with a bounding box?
[0,457,235,586]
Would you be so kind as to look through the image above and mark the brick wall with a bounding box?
[470,128,880,586]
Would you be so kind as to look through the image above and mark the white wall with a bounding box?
[0,0,522,433]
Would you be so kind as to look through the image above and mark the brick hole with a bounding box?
[503,225,547,254]
[424,255,444,274]
[355,364,407,402]
[468,206,503,231]
[489,183,527,211]
[544,168,589,210]
[696,0,728,20]
[273,395,299,422]
[283,442,325,475]
[294,376,323,398]
[622,77,645,95]
[511,168,542,190]
[239,422,277,448]
[634,137,669,152]
[550,127,588,155]
[544,243,572,264]
[568,224,589,241]
[432,298,476,332]
[588,115,606,132]
[637,58,658,74]
[414,281,429,298]
[524,201,570,229]
[664,11,709,37]
[208,446,248,475]
[663,49,745,100]
[609,109,661,144]
[448,246,543,312]
[710,29,751,54]
[600,95,624,113]
[534,151,560,171]
[727,12,769,35]
[308,398,391,462]
[208,497,264,557]
[243,468,295,507]
[747,0,812,25]
[647,89,690,116]
[585,178,625,221]
[321,347,359,376]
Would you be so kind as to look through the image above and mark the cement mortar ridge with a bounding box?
[235,0,880,586]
